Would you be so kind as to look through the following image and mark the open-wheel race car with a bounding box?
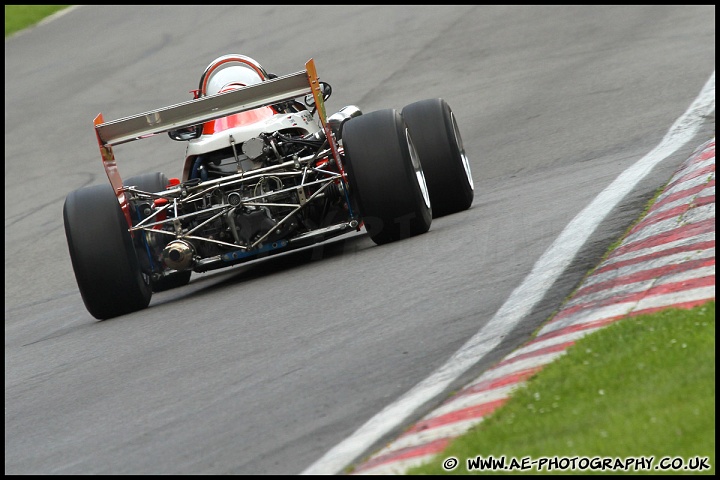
[63,55,474,319]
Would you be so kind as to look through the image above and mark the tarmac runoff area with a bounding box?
[350,138,716,475]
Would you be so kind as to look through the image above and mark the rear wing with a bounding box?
[95,58,337,226]
[95,69,313,146]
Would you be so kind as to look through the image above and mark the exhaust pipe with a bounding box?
[162,240,195,270]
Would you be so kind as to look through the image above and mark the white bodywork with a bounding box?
[185,110,322,157]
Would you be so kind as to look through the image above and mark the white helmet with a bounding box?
[199,54,271,96]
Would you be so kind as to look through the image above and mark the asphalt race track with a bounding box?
[348,138,716,474]
[5,5,715,475]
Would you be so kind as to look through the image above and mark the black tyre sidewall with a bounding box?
[401,98,474,218]
[342,109,432,244]
[63,184,152,319]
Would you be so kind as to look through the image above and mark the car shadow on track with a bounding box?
[149,230,372,305]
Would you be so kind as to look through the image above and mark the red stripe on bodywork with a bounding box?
[202,106,276,135]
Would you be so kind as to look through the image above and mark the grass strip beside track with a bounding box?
[5,5,69,37]
[408,301,715,475]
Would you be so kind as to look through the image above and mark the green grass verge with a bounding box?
[407,301,715,475]
[5,5,69,37]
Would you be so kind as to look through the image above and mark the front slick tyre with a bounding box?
[401,98,474,218]
[342,108,432,245]
[63,184,152,319]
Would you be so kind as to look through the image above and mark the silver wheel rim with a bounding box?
[406,129,431,209]
[451,112,474,191]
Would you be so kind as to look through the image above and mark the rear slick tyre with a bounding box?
[63,184,152,319]
[401,98,474,218]
[342,108,432,245]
